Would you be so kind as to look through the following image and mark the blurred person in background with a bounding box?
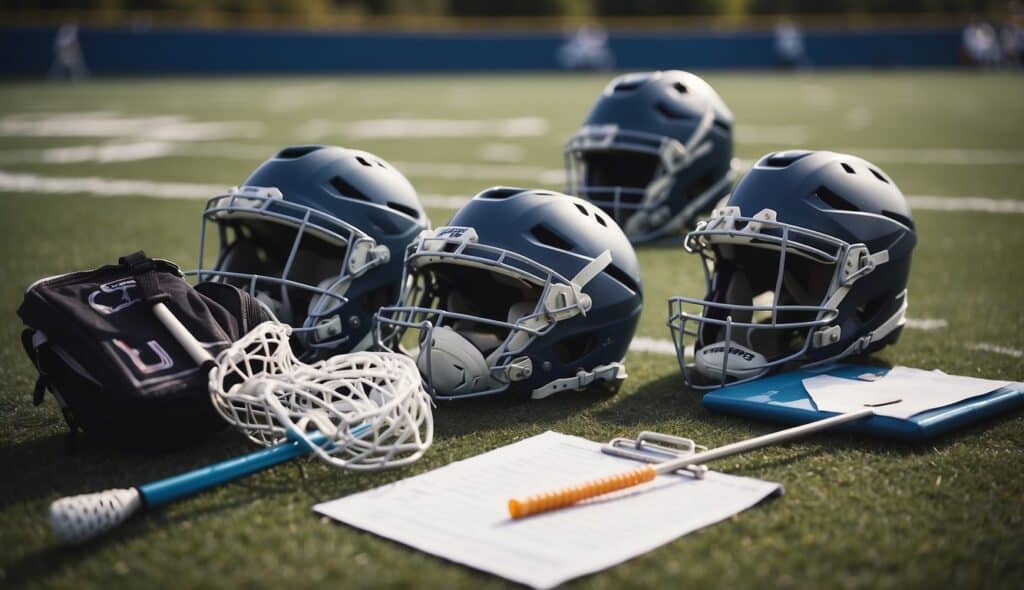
[774,18,811,69]
[962,17,1001,66]
[49,23,88,80]
[558,24,615,71]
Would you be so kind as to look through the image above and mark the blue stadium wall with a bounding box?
[1,25,960,76]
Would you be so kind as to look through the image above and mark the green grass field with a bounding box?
[1,71,1022,589]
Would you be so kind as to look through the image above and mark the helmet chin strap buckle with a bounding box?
[531,362,626,400]
[505,356,533,382]
[347,238,389,276]
[314,316,343,342]
[812,325,842,348]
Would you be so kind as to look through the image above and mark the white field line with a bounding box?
[735,125,808,145]
[0,112,263,142]
[630,337,682,356]
[838,147,1024,166]
[967,342,1024,359]
[629,318,947,357]
[296,117,549,140]
[904,317,948,330]
[422,193,1024,215]
[0,170,221,199]
[905,195,1024,214]
[476,142,527,163]
[0,171,1019,217]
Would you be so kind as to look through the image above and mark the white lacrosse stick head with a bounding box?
[209,321,433,471]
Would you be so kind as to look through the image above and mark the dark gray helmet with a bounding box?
[195,145,429,359]
[565,70,735,243]
[376,187,643,401]
[669,150,916,388]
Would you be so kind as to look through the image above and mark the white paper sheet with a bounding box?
[803,366,1011,419]
[314,431,781,589]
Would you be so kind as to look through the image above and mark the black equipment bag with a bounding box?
[18,251,270,451]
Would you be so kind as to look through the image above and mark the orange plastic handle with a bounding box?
[508,465,657,519]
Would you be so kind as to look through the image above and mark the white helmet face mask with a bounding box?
[565,110,733,241]
[668,206,903,388]
[375,227,613,400]
[195,186,391,357]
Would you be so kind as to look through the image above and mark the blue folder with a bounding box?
[701,364,1024,441]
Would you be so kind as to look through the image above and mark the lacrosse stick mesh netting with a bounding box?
[209,322,433,471]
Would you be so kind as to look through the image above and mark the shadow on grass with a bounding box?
[0,428,266,512]
[429,384,621,439]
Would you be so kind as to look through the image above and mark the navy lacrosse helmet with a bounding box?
[669,150,916,388]
[196,145,429,359]
[375,187,643,401]
[565,70,735,243]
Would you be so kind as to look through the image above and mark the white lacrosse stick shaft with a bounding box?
[151,301,213,365]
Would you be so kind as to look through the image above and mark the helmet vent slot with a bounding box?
[763,151,811,167]
[870,168,890,184]
[841,163,855,174]
[276,145,322,159]
[595,214,608,227]
[814,186,859,212]
[387,201,421,219]
[329,176,370,202]
[355,156,373,167]
[655,102,691,120]
[478,187,522,200]
[605,263,640,294]
[552,332,597,364]
[530,224,574,251]
[574,203,590,217]
[673,82,688,94]
[881,209,914,230]
[613,79,644,92]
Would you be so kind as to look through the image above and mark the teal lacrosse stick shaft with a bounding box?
[140,431,330,506]
[48,426,369,544]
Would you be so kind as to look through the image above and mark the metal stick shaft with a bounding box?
[652,408,876,475]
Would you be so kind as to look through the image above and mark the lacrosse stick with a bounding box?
[49,313,433,544]
[507,408,875,519]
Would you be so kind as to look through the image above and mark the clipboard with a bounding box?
[701,364,1024,441]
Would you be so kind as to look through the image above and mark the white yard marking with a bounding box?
[421,193,1024,215]
[626,318,948,357]
[904,318,949,330]
[0,170,221,199]
[297,117,549,140]
[0,142,179,164]
[395,161,563,183]
[476,143,526,163]
[967,342,1024,359]
[263,83,341,113]
[843,107,873,131]
[0,170,1020,217]
[0,111,263,142]
[629,337,679,356]
[906,195,1024,214]
[735,125,808,145]
[837,147,1024,165]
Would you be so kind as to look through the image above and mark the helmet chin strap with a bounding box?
[418,250,619,399]
[255,291,292,325]
[416,326,497,398]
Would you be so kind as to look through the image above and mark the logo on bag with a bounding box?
[88,279,140,315]
[113,338,174,374]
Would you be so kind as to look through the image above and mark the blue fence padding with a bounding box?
[1,25,960,76]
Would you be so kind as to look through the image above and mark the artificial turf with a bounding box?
[0,71,1022,589]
